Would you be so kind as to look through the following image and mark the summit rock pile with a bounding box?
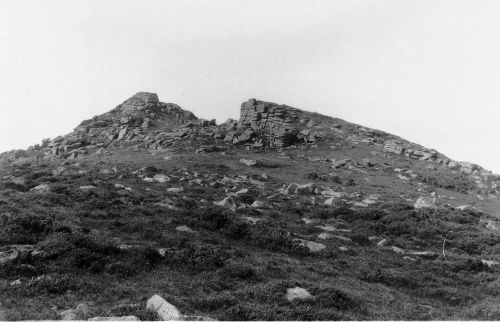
[2,92,500,193]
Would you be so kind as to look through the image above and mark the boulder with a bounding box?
[153,174,171,183]
[214,196,237,210]
[79,185,96,191]
[176,225,195,233]
[146,294,183,321]
[286,287,313,302]
[250,200,265,208]
[414,197,437,209]
[30,184,50,193]
[240,159,257,166]
[60,303,91,320]
[167,187,184,193]
[296,183,320,195]
[296,239,326,252]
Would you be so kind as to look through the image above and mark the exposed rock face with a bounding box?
[383,139,437,161]
[33,92,197,159]
[235,99,302,147]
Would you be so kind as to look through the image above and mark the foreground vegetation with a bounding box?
[1,146,500,320]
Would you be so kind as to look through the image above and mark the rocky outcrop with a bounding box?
[383,139,437,161]
[31,92,197,159]
[222,99,325,147]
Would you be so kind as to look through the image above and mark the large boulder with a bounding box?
[146,294,183,321]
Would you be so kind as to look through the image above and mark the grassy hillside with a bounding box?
[1,138,500,320]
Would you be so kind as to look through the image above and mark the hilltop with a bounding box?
[1,93,500,320]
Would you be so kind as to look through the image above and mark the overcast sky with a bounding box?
[1,0,499,172]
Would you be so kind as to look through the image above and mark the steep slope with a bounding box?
[1,93,500,320]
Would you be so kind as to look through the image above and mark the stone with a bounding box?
[482,259,500,268]
[10,279,21,286]
[377,239,388,247]
[398,174,410,181]
[296,183,319,195]
[30,184,50,192]
[390,246,405,254]
[60,303,91,320]
[79,185,96,191]
[302,218,315,224]
[176,225,195,233]
[250,200,265,208]
[286,287,313,302]
[485,221,499,230]
[316,225,338,232]
[88,316,140,321]
[146,294,183,321]
[214,196,237,210]
[384,140,405,155]
[455,205,473,211]
[297,239,326,252]
[414,197,437,209]
[167,187,184,193]
[240,159,257,166]
[332,158,351,168]
[153,174,171,183]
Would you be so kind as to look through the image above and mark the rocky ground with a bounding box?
[1,93,500,320]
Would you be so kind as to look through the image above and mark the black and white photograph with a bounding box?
[1,0,500,320]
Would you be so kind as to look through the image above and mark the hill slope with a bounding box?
[1,93,500,320]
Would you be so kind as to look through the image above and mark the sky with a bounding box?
[1,0,499,172]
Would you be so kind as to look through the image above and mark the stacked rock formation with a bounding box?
[222,99,324,147]
[22,92,197,159]
[382,139,498,184]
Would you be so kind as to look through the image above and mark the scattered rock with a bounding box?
[482,260,500,268]
[146,294,183,321]
[296,239,326,252]
[167,187,184,193]
[414,197,437,209]
[302,218,315,225]
[176,226,195,233]
[398,174,410,181]
[240,159,257,166]
[286,287,313,302]
[30,184,50,192]
[10,279,21,286]
[153,174,171,183]
[60,303,91,320]
[214,196,237,210]
[377,239,388,247]
[250,200,265,208]
[390,246,405,254]
[79,185,96,191]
